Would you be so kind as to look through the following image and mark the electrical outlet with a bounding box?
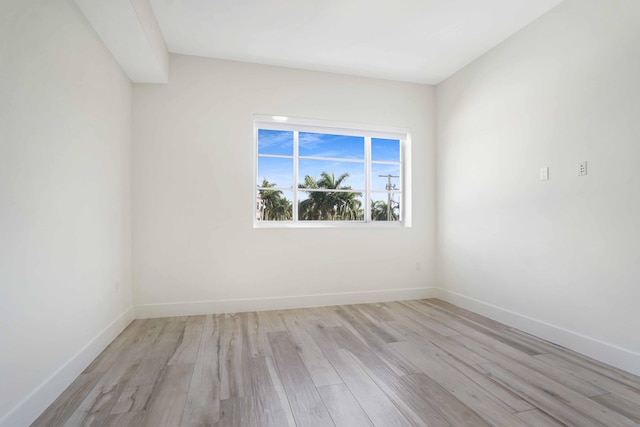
[540,167,549,180]
[578,161,587,176]
[416,262,422,271]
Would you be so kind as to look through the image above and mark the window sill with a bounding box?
[253,221,407,229]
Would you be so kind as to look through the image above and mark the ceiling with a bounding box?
[148,0,564,84]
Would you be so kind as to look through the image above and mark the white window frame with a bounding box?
[253,114,412,228]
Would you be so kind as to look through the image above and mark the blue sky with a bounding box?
[372,138,400,162]
[371,163,401,191]
[299,132,364,159]
[257,156,292,187]
[257,130,293,155]
[257,130,401,192]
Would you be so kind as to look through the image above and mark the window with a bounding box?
[254,115,411,227]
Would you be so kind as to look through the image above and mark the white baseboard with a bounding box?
[135,287,437,319]
[436,289,640,377]
[0,307,135,427]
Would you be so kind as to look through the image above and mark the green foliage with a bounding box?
[259,172,399,222]
[371,199,399,221]
[257,179,292,221]
[298,172,363,221]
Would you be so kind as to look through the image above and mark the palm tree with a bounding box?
[371,199,399,221]
[299,172,363,220]
[258,179,291,220]
[271,196,292,220]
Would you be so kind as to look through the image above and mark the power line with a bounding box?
[378,174,400,220]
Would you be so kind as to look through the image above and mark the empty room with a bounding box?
[2,0,640,425]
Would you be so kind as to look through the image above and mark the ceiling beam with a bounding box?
[75,0,169,83]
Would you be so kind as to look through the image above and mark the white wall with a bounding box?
[436,0,640,374]
[0,0,133,425]
[133,55,436,316]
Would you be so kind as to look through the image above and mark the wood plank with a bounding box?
[61,357,140,425]
[102,410,146,427]
[500,327,570,354]
[381,303,453,339]
[126,356,168,388]
[268,331,334,426]
[387,313,534,414]
[82,319,146,375]
[31,373,101,427]
[219,397,254,427]
[392,301,460,337]
[390,341,530,427]
[109,384,154,415]
[117,319,163,362]
[152,318,188,356]
[279,310,343,387]
[180,314,222,427]
[142,364,194,427]
[317,384,374,427]
[264,355,297,427]
[333,309,420,376]
[515,409,566,427]
[478,362,602,427]
[325,348,413,427]
[478,362,634,427]
[535,352,640,403]
[257,310,286,332]
[220,313,252,399]
[125,326,182,388]
[306,324,344,351]
[344,349,442,427]
[385,315,489,366]
[411,301,543,356]
[340,305,400,343]
[451,333,608,398]
[592,393,640,423]
[306,306,345,327]
[127,318,187,388]
[168,315,205,366]
[248,356,291,426]
[399,373,489,427]
[354,302,397,322]
[507,326,640,386]
[434,348,535,413]
[421,299,509,330]
[245,311,273,357]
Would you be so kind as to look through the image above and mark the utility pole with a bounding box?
[378,174,399,220]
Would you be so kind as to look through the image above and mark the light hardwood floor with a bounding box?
[33,299,640,426]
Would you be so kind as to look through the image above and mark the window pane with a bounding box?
[299,159,365,190]
[299,132,364,159]
[371,192,401,221]
[257,156,292,188]
[298,190,364,221]
[257,190,292,221]
[371,163,400,191]
[372,138,400,162]
[258,129,293,155]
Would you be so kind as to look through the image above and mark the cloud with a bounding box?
[299,132,364,159]
[258,130,293,152]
